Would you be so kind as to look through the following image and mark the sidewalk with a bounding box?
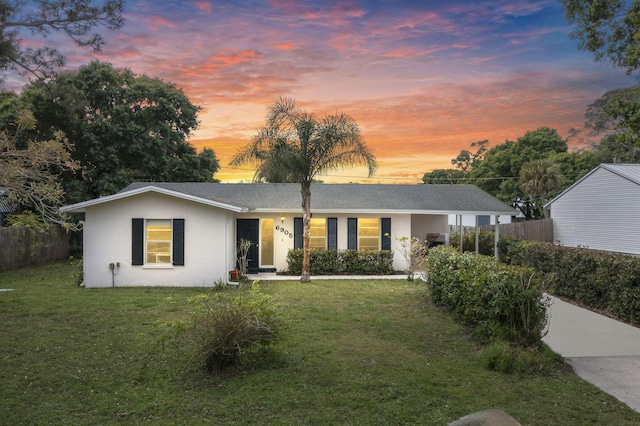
[542,295,640,413]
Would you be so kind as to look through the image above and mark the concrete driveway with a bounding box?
[542,295,640,413]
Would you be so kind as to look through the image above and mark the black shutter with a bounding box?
[381,217,391,250]
[173,219,185,266]
[348,218,357,250]
[327,218,337,250]
[294,217,303,249]
[132,218,144,265]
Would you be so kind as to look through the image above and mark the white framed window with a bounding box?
[309,218,327,249]
[146,219,172,264]
[358,218,380,251]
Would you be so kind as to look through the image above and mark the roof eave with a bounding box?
[60,185,247,213]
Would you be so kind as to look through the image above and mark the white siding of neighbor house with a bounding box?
[551,167,640,255]
[83,192,234,288]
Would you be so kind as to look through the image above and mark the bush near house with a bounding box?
[508,241,640,325]
[426,246,549,347]
[286,249,394,275]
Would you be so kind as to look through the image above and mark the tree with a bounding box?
[466,127,568,218]
[21,61,219,202]
[584,85,640,162]
[451,139,489,172]
[561,0,640,73]
[519,158,563,218]
[421,168,465,184]
[230,97,377,283]
[0,109,77,227]
[0,0,124,83]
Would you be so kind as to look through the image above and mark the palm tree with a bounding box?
[230,97,377,282]
[519,158,563,218]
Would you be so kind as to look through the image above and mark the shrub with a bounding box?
[507,241,640,325]
[286,249,394,275]
[172,283,282,373]
[481,341,563,375]
[394,236,428,281]
[426,246,549,346]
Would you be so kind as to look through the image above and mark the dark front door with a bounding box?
[236,219,259,273]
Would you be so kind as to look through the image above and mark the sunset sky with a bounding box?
[13,0,638,182]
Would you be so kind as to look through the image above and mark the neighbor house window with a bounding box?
[309,218,327,249]
[146,219,172,264]
[132,218,185,266]
[358,218,380,251]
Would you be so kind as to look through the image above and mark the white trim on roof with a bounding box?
[545,164,640,208]
[60,185,247,213]
[253,208,515,215]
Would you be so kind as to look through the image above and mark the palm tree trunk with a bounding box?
[300,181,311,283]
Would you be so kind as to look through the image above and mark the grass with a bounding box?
[1,261,639,425]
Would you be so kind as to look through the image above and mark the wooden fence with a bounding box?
[0,225,70,272]
[478,218,554,242]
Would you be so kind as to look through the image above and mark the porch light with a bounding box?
[280,216,285,223]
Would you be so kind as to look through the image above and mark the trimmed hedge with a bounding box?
[286,249,394,275]
[426,246,549,347]
[508,241,640,325]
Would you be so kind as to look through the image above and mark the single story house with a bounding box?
[61,183,516,288]
[545,163,640,255]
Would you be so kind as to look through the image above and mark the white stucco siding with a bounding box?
[236,213,413,272]
[411,215,448,240]
[551,167,640,255]
[83,192,233,288]
[448,214,513,226]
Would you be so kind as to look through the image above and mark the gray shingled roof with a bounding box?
[119,182,516,215]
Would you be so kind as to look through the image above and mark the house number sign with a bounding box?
[275,224,294,239]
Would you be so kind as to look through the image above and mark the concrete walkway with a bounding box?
[246,273,411,281]
[542,295,640,413]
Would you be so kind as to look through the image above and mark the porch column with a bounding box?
[494,215,500,259]
[458,215,463,253]
[475,215,479,255]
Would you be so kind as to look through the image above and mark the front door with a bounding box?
[237,219,259,273]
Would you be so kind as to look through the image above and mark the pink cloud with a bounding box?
[193,0,213,14]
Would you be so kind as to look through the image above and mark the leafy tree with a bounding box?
[519,158,563,218]
[422,168,466,184]
[451,139,489,172]
[0,0,124,82]
[467,127,568,219]
[561,0,640,73]
[551,150,597,189]
[21,61,219,202]
[230,97,377,283]
[0,109,77,227]
[584,85,640,162]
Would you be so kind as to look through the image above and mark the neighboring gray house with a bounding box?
[61,183,516,288]
[545,164,640,255]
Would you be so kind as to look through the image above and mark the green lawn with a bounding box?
[1,261,639,425]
